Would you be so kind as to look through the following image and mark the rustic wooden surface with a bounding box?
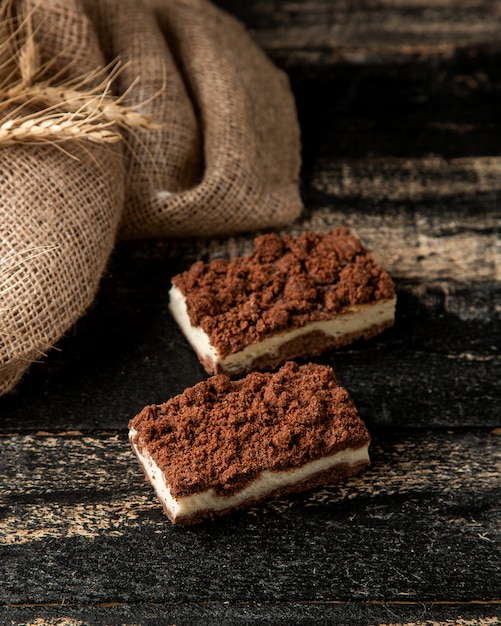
[1,1,500,624]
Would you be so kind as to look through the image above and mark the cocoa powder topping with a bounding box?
[172,228,395,356]
[129,362,370,498]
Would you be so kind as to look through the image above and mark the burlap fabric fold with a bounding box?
[0,0,125,395]
[84,0,302,238]
[0,0,302,395]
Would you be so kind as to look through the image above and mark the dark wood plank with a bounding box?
[1,601,500,626]
[217,0,501,56]
[0,232,498,430]
[1,430,499,605]
[1,2,500,622]
[0,2,499,431]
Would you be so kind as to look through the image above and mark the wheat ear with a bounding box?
[0,1,161,147]
[3,83,161,131]
[0,111,122,145]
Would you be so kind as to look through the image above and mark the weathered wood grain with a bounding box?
[217,0,501,66]
[0,215,498,431]
[1,602,500,626]
[1,430,499,605]
[0,2,499,432]
[0,2,500,622]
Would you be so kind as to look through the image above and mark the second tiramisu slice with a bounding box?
[129,361,371,525]
[169,228,396,376]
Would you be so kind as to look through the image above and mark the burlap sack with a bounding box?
[0,0,302,395]
[84,0,303,238]
[0,0,125,395]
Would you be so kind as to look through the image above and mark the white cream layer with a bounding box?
[130,427,369,521]
[169,284,396,375]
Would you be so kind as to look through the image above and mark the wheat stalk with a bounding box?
[3,83,161,131]
[0,116,121,145]
[0,0,161,147]
[0,109,122,145]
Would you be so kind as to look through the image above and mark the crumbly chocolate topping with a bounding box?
[129,362,370,498]
[172,228,395,356]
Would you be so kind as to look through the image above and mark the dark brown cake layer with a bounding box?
[165,460,370,526]
[207,319,394,375]
[129,361,370,500]
[171,228,395,357]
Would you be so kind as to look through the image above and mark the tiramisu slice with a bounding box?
[129,361,371,525]
[169,228,396,376]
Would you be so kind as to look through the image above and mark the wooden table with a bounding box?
[1,1,500,624]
